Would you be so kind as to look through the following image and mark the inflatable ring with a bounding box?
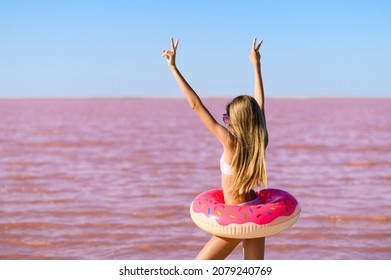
[190,188,301,239]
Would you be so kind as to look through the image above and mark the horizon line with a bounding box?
[0,95,390,100]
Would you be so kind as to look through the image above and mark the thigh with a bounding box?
[195,236,242,260]
[242,237,265,260]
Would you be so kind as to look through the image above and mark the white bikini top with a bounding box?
[220,152,234,176]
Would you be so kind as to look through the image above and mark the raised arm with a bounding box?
[249,37,268,147]
[249,38,265,111]
[162,38,230,146]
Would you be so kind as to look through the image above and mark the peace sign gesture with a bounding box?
[162,37,179,68]
[249,37,263,65]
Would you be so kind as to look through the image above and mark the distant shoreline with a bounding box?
[0,95,390,100]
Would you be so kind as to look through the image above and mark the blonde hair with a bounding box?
[226,95,268,200]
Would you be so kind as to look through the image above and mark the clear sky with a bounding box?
[0,0,390,98]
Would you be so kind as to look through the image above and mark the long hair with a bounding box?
[226,95,268,200]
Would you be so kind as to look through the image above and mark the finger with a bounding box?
[161,50,171,57]
[162,52,172,59]
[170,37,175,51]
[252,37,257,50]
[256,39,263,51]
[174,38,179,50]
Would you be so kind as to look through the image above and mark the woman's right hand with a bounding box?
[162,37,179,68]
[249,37,263,66]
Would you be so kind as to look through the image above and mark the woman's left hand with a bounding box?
[162,37,179,68]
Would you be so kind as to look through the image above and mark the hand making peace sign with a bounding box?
[161,37,179,68]
[249,37,263,65]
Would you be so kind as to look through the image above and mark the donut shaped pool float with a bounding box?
[190,188,301,239]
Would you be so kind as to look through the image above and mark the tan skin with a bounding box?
[162,37,266,260]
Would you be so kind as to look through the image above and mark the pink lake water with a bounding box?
[0,98,390,260]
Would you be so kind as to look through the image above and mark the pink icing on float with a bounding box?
[190,188,301,239]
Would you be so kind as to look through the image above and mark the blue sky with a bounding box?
[0,0,390,98]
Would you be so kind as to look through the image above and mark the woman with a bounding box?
[162,37,268,259]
